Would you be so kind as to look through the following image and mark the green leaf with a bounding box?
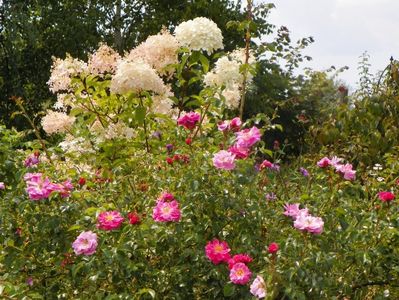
[135,106,146,124]
[223,283,235,297]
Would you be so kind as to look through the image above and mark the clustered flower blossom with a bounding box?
[72,231,98,256]
[47,55,87,93]
[0,182,5,190]
[24,152,40,168]
[41,110,76,135]
[284,203,324,234]
[24,173,74,201]
[204,48,256,109]
[88,43,120,76]
[174,17,223,55]
[110,59,167,95]
[378,191,395,202]
[97,211,125,230]
[152,192,181,222]
[213,119,262,170]
[177,111,201,130]
[205,239,253,285]
[317,156,356,181]
[128,29,179,75]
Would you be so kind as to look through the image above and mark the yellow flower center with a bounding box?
[214,244,224,253]
[161,206,171,214]
[105,215,114,221]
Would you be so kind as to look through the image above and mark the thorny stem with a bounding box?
[239,0,253,119]
[14,98,52,163]
[193,102,211,140]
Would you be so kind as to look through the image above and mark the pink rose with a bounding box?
[229,262,252,285]
[235,126,261,148]
[72,231,98,256]
[152,200,181,222]
[213,150,236,170]
[227,253,253,269]
[268,242,279,254]
[228,145,249,159]
[378,191,395,202]
[294,215,324,234]
[205,239,231,265]
[97,211,124,230]
[250,275,266,299]
[229,117,242,131]
[317,157,331,168]
[177,111,201,130]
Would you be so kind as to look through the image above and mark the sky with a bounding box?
[262,0,399,89]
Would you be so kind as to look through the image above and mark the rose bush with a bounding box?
[0,17,399,300]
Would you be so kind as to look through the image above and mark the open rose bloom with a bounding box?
[205,239,231,265]
[97,211,124,230]
[72,231,98,256]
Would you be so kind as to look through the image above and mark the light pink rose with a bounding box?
[72,231,98,256]
[229,262,252,285]
[250,275,266,299]
[235,126,261,148]
[97,211,124,230]
[152,200,181,222]
[213,150,236,170]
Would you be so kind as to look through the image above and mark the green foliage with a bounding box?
[310,57,399,166]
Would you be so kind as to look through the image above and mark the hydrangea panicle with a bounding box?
[174,17,223,54]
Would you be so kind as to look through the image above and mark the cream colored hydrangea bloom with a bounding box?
[41,110,76,135]
[110,59,167,95]
[174,17,223,55]
[128,29,179,75]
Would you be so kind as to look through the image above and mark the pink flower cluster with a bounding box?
[177,111,201,130]
[0,182,5,190]
[152,192,181,222]
[217,117,242,132]
[284,203,324,234]
[205,239,252,285]
[24,152,40,168]
[24,173,74,201]
[72,231,98,255]
[317,156,356,181]
[213,118,262,170]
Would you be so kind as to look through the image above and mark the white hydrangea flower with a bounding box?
[221,86,241,109]
[204,48,256,89]
[88,43,120,76]
[204,56,242,89]
[110,59,167,95]
[59,134,95,154]
[47,55,87,93]
[41,110,76,135]
[174,17,223,55]
[90,120,135,142]
[53,93,76,111]
[127,29,179,75]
